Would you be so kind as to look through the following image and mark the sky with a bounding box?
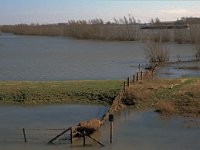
[0,0,200,25]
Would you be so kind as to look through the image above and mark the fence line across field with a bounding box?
[0,63,157,146]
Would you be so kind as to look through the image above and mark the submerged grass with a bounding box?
[0,80,123,105]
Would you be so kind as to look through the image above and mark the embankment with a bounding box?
[123,77,200,117]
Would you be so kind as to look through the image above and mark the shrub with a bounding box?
[145,41,169,63]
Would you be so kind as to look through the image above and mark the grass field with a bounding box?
[123,77,200,117]
[0,80,123,105]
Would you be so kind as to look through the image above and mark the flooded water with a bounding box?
[156,61,200,78]
[0,105,108,144]
[0,33,199,149]
[0,33,197,80]
[0,107,199,150]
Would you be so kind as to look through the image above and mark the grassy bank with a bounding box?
[123,77,200,117]
[0,80,123,105]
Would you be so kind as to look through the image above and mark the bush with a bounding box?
[145,41,169,63]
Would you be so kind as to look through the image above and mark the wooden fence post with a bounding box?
[139,64,141,71]
[83,135,86,146]
[136,72,139,81]
[70,127,73,144]
[123,81,126,91]
[109,114,114,144]
[127,77,130,87]
[140,71,143,80]
[132,75,135,84]
[22,128,27,143]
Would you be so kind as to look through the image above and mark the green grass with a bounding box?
[0,80,123,105]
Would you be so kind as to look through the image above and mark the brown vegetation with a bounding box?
[123,78,200,117]
[0,24,64,36]
[0,16,140,41]
[0,16,200,44]
[145,41,169,63]
[155,101,176,115]
[75,119,102,136]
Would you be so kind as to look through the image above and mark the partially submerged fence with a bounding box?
[0,63,157,146]
[0,128,69,144]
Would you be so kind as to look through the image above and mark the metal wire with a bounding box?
[0,128,70,143]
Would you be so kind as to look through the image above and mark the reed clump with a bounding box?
[145,41,169,63]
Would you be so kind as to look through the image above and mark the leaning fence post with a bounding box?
[22,128,27,143]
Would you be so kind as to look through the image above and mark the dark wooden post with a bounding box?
[22,128,27,143]
[136,72,139,81]
[132,75,135,84]
[139,64,141,71]
[123,81,126,91]
[70,127,73,144]
[127,77,130,87]
[140,71,143,80]
[109,114,114,144]
[151,69,154,76]
[83,135,86,146]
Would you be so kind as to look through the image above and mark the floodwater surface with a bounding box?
[0,106,199,150]
[155,61,200,78]
[0,33,197,80]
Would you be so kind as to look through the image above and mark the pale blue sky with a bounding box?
[0,0,200,25]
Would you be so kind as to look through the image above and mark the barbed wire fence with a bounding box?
[0,63,157,145]
[0,128,71,144]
